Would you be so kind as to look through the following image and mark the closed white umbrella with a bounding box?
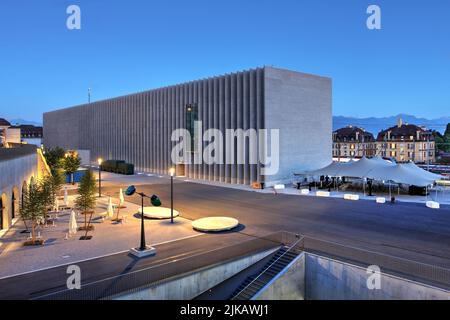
[64,187,69,207]
[119,188,125,206]
[69,210,78,236]
[54,197,60,211]
[107,197,114,219]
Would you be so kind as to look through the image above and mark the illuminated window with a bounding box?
[185,104,198,153]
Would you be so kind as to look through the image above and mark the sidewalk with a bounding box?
[0,195,200,279]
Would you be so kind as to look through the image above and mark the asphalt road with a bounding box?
[104,181,450,269]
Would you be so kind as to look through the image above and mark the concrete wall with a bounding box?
[113,248,277,300]
[44,67,332,186]
[264,67,332,184]
[254,253,306,300]
[306,254,449,300]
[0,152,39,232]
[252,253,449,300]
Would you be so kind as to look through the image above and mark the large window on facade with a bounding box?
[185,104,198,153]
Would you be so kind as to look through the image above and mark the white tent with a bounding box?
[367,164,434,187]
[371,156,396,167]
[304,162,349,177]
[300,157,439,187]
[337,157,375,178]
[403,162,442,181]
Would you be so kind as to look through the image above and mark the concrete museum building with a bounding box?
[44,67,332,186]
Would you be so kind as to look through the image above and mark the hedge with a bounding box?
[100,160,134,175]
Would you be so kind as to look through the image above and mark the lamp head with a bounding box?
[125,185,136,196]
[98,158,103,165]
[150,195,161,207]
[169,167,175,177]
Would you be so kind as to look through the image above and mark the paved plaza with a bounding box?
[0,193,200,278]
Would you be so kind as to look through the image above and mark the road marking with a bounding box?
[0,233,203,280]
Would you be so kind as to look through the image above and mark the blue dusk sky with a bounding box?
[0,0,449,123]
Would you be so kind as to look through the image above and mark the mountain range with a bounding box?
[5,114,450,135]
[333,114,450,135]
[7,119,42,126]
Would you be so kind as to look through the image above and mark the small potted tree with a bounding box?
[20,179,46,246]
[75,170,97,240]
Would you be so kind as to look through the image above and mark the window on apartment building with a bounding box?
[391,151,396,157]
[391,143,396,149]
[185,103,199,153]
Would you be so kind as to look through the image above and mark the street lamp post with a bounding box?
[169,167,175,224]
[125,185,161,258]
[98,158,103,198]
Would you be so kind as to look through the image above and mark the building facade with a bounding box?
[0,118,21,148]
[376,119,435,163]
[44,67,332,186]
[333,119,436,163]
[11,124,43,146]
[332,126,376,159]
[0,145,49,234]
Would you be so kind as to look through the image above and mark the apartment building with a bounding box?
[332,126,377,159]
[376,119,435,163]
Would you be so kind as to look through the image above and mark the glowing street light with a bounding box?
[98,158,103,197]
[169,167,175,224]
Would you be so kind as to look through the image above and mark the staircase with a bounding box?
[230,245,300,300]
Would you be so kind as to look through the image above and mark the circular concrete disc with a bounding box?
[138,207,180,219]
[192,217,239,232]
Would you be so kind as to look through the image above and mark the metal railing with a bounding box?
[32,231,450,299]
[300,236,450,290]
[33,231,291,300]
[231,235,304,300]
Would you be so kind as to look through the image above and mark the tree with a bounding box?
[75,170,97,239]
[20,178,46,245]
[44,147,66,175]
[445,123,450,138]
[63,154,81,185]
[40,172,65,214]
